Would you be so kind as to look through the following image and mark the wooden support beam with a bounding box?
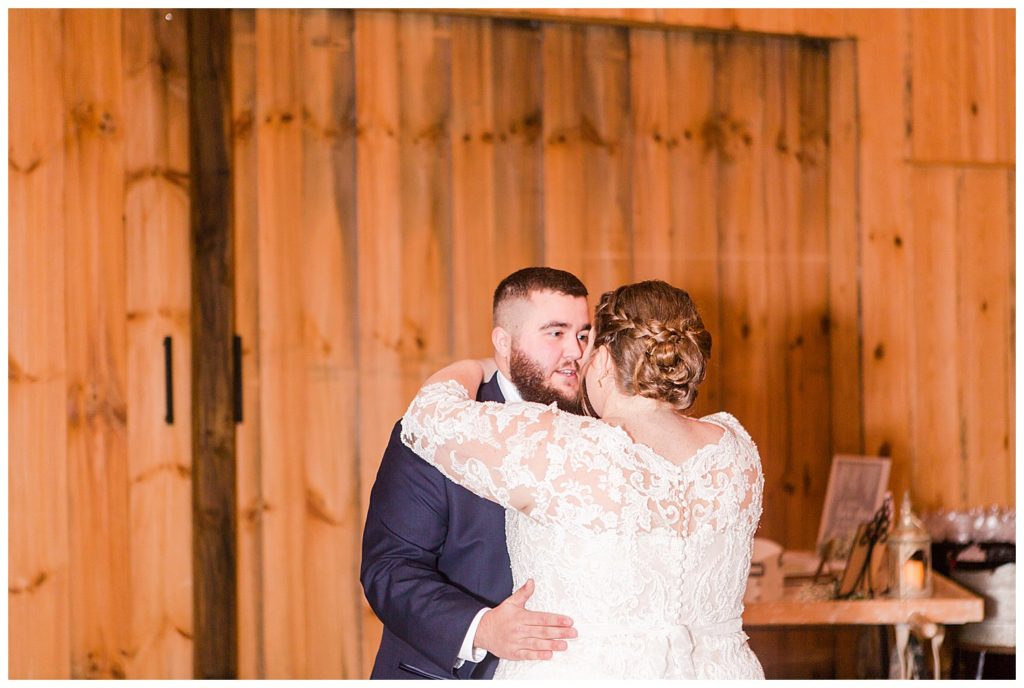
[187,8,237,679]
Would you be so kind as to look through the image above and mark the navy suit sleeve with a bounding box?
[361,422,487,673]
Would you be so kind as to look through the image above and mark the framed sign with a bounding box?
[816,454,891,550]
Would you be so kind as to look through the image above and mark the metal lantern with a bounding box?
[887,491,932,598]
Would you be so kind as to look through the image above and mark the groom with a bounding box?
[361,267,591,679]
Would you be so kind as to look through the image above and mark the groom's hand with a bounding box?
[473,579,576,661]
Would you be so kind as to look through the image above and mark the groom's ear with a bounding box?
[492,326,511,358]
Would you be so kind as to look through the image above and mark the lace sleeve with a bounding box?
[400,380,562,513]
[730,418,764,533]
[684,414,764,536]
[400,381,632,530]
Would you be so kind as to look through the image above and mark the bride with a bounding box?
[400,280,765,679]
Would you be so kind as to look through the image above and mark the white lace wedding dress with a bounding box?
[401,381,765,679]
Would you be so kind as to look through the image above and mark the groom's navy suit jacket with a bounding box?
[361,376,513,680]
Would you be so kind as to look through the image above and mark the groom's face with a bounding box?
[507,290,591,411]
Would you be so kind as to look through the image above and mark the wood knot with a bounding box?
[306,488,343,526]
[70,102,118,137]
[9,157,42,175]
[9,570,49,595]
[157,50,174,75]
[413,122,445,144]
[233,110,254,140]
[243,498,270,525]
[98,112,117,134]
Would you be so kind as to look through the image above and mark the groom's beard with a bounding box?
[508,347,584,415]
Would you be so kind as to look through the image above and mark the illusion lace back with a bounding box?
[401,381,765,679]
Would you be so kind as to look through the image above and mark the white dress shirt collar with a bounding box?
[494,370,523,403]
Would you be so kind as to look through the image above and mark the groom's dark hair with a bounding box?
[492,267,588,322]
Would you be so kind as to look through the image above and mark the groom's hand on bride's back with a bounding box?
[473,578,577,661]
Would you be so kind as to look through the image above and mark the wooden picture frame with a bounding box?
[816,454,891,551]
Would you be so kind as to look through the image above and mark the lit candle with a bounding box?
[903,559,925,591]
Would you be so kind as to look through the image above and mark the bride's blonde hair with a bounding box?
[587,280,711,414]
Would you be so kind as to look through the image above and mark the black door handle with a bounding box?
[163,336,174,424]
[233,334,243,423]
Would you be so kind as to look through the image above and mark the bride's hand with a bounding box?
[476,357,498,381]
[423,359,486,397]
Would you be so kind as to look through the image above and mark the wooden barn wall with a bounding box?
[10,8,193,679]
[9,7,1014,681]
[463,7,1016,508]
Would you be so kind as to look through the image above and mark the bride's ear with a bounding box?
[595,345,613,381]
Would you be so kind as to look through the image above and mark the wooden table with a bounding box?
[743,572,983,678]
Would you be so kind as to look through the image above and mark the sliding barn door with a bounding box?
[232,9,841,677]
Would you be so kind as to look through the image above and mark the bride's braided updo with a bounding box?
[591,280,711,413]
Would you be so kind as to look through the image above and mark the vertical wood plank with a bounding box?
[826,39,863,457]
[756,34,840,676]
[629,29,672,282]
[450,16,497,358]
[909,168,961,510]
[254,9,305,677]
[991,10,1015,162]
[355,10,457,675]
[849,9,915,495]
[122,8,193,677]
[778,42,835,664]
[297,8,361,677]
[450,17,545,359]
[9,8,71,678]
[665,32,721,417]
[579,25,632,295]
[492,20,545,282]
[63,8,131,679]
[962,10,998,160]
[957,169,1013,506]
[714,35,772,532]
[541,23,584,277]
[911,9,1015,164]
[787,41,831,549]
[354,11,403,674]
[397,11,454,376]
[760,37,798,549]
[910,9,962,161]
[187,8,237,678]
[543,22,633,296]
[1006,172,1016,497]
[229,7,265,679]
